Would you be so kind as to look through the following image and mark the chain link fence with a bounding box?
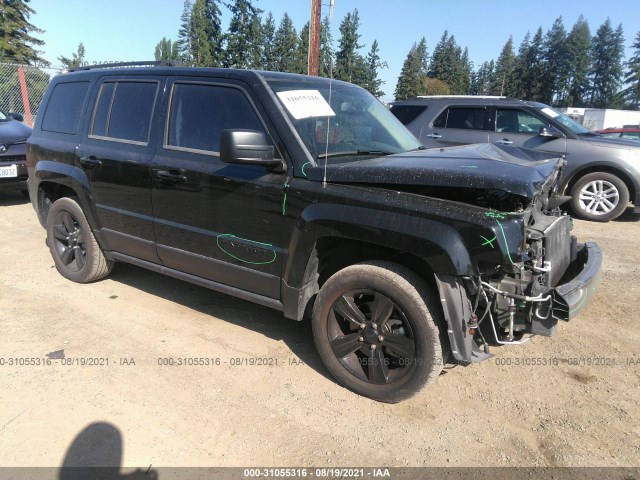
[0,63,61,127]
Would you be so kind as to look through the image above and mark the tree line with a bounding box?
[153,0,386,98]
[1,0,639,109]
[396,16,640,109]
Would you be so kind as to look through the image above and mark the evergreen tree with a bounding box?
[273,13,298,73]
[224,0,263,69]
[0,0,47,65]
[513,30,546,101]
[622,31,640,109]
[318,16,334,77]
[471,60,494,95]
[58,42,86,69]
[189,0,224,67]
[429,32,468,95]
[334,9,367,85]
[176,0,193,63]
[394,37,428,100]
[361,39,386,97]
[564,16,592,107]
[154,38,180,61]
[294,22,310,74]
[261,12,277,71]
[588,19,625,108]
[541,17,569,104]
[490,36,516,95]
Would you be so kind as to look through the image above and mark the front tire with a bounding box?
[570,172,629,222]
[312,261,444,403]
[46,197,113,283]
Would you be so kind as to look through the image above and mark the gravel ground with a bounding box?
[1,190,639,470]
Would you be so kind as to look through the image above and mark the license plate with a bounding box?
[0,164,18,178]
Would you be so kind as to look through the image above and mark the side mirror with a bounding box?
[7,112,24,122]
[539,126,565,139]
[220,129,284,171]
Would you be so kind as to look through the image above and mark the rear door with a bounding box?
[419,104,491,148]
[77,76,164,263]
[150,77,287,300]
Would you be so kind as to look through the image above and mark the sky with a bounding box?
[29,0,640,102]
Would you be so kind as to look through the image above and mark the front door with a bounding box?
[151,79,287,300]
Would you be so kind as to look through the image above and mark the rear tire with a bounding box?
[312,261,444,403]
[46,197,113,283]
[570,172,629,222]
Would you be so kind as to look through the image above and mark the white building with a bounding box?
[559,107,640,131]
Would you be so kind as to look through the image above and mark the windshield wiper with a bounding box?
[317,150,394,160]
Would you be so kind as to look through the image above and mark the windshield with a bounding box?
[265,76,421,164]
[0,111,8,121]
[537,105,591,135]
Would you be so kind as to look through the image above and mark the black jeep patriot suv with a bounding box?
[27,63,601,402]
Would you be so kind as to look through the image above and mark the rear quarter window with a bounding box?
[41,81,90,135]
[389,104,427,125]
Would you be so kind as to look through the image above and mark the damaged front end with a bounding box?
[435,155,602,364]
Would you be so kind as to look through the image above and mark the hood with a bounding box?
[0,119,32,145]
[580,133,640,150]
[305,143,562,200]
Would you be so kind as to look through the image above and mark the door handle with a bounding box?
[157,170,187,185]
[79,156,102,169]
[495,139,513,145]
[424,133,442,139]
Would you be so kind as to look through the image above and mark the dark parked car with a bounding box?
[27,64,601,402]
[0,110,32,196]
[390,96,640,222]
[596,127,640,141]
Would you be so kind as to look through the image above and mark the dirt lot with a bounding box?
[1,190,639,470]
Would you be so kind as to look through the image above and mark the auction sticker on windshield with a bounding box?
[541,107,559,118]
[276,90,335,120]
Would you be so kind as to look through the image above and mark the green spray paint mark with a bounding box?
[480,235,497,249]
[282,179,291,216]
[216,234,277,265]
[484,211,516,264]
[301,162,311,177]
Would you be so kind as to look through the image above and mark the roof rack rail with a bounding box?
[69,60,183,72]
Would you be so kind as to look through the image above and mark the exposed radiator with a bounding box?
[543,216,572,286]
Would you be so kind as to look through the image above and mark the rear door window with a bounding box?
[89,80,159,145]
[496,109,546,133]
[433,107,487,130]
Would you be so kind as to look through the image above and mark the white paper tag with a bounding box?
[276,90,335,120]
[540,107,559,118]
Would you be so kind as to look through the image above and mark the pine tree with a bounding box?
[58,42,86,69]
[154,38,180,61]
[319,16,334,77]
[176,0,193,63]
[394,38,428,100]
[262,12,277,71]
[471,60,494,95]
[273,13,298,73]
[0,0,47,65]
[361,39,386,97]
[588,19,625,108]
[334,9,367,86]
[542,17,569,104]
[189,0,224,67]
[294,22,310,74]
[512,28,545,101]
[622,31,640,109]
[429,32,469,95]
[490,37,516,96]
[224,0,263,69]
[565,16,592,107]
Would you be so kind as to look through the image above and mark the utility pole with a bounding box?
[308,0,322,76]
